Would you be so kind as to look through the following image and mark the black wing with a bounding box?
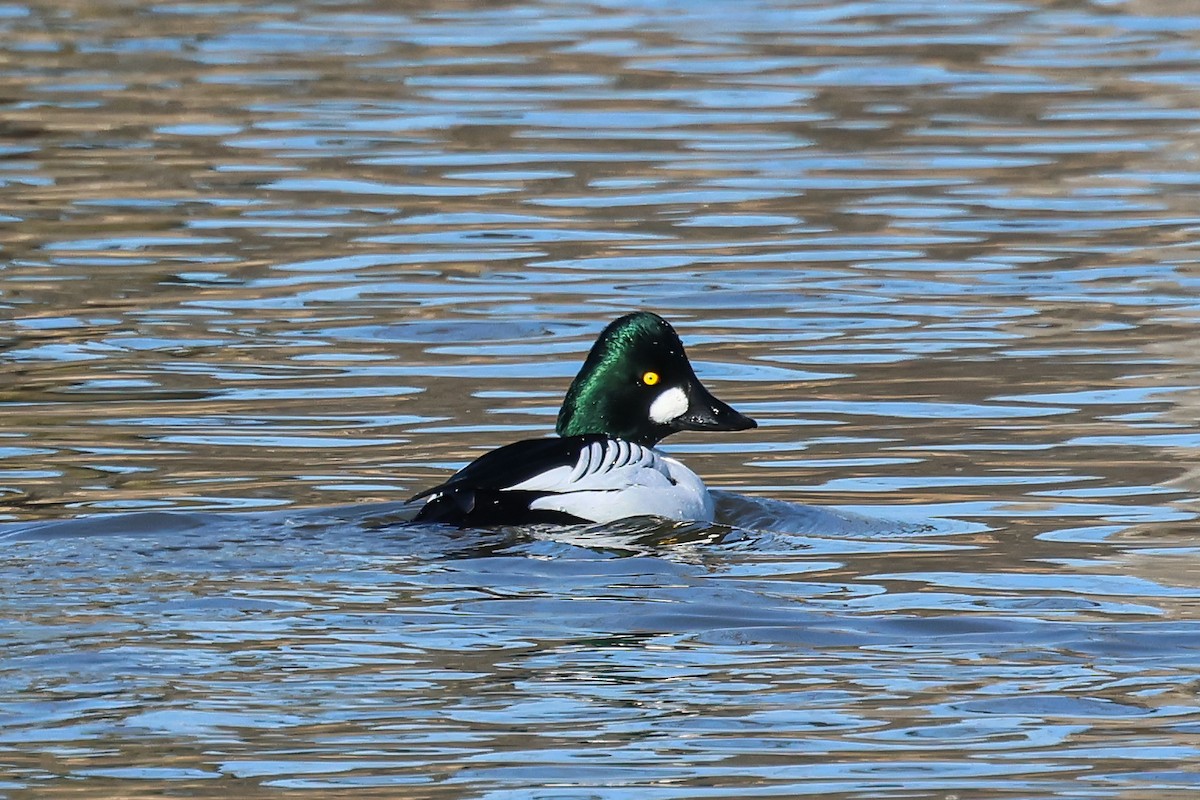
[410,435,608,526]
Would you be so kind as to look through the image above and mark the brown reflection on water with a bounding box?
[4,0,1200,796]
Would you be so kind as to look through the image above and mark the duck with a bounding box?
[410,311,756,527]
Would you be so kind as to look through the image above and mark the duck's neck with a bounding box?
[557,398,661,446]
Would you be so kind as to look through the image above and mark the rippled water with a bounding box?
[4,0,1200,796]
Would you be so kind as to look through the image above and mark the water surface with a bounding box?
[3,0,1200,797]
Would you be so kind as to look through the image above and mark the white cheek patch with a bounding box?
[649,386,688,424]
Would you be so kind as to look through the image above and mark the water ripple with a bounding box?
[4,0,1200,795]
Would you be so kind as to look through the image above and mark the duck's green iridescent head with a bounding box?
[556,311,756,446]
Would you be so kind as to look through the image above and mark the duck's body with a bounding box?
[413,434,712,526]
[411,312,755,527]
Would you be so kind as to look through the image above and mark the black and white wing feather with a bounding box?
[412,435,712,526]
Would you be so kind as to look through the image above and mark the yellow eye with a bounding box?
[642,371,660,386]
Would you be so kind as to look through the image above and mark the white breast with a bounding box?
[508,439,714,524]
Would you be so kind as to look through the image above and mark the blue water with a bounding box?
[4,0,1200,796]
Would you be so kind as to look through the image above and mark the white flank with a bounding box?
[508,439,714,523]
[648,387,688,424]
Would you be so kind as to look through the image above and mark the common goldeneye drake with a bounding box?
[411,311,756,527]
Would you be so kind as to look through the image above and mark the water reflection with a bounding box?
[4,0,1200,796]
